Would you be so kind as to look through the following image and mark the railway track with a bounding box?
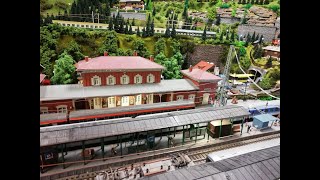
[42,131,280,180]
[187,133,280,165]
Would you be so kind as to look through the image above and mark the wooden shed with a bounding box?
[208,119,233,138]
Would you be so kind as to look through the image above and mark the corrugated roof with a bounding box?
[76,56,165,71]
[40,74,46,83]
[144,145,280,180]
[40,105,250,146]
[253,114,279,122]
[181,69,222,82]
[40,79,199,101]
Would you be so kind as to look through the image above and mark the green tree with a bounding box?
[108,17,114,30]
[129,25,133,35]
[219,32,223,42]
[124,22,128,34]
[65,40,84,61]
[51,52,76,85]
[253,46,263,59]
[231,30,235,42]
[239,47,246,56]
[245,33,251,46]
[146,0,153,11]
[155,52,182,79]
[173,51,184,66]
[250,0,254,4]
[258,76,272,89]
[216,14,221,25]
[136,26,141,36]
[155,38,166,55]
[266,57,273,68]
[202,26,207,41]
[142,27,147,37]
[171,39,181,54]
[259,35,264,43]
[171,25,176,38]
[133,39,150,57]
[265,0,269,4]
[132,18,135,26]
[106,3,111,16]
[152,7,156,16]
[99,31,119,54]
[150,20,155,36]
[240,56,251,71]
[165,27,171,37]
[251,31,256,42]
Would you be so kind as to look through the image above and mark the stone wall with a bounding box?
[188,45,227,72]
[221,17,241,25]
[237,24,277,42]
[110,12,146,20]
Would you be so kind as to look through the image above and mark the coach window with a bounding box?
[134,74,142,84]
[147,74,155,83]
[91,75,101,86]
[56,105,67,113]
[40,107,48,114]
[177,95,184,101]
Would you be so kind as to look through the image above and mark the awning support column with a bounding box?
[61,144,65,169]
[120,135,123,156]
[82,140,86,165]
[195,124,198,143]
[240,117,245,136]
[101,137,105,161]
[219,119,222,138]
[182,125,185,145]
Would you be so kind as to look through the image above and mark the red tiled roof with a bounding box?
[40,74,46,83]
[76,56,165,71]
[193,60,214,71]
[181,69,222,82]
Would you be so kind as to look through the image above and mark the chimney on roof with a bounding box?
[85,56,89,62]
[149,55,154,62]
[189,65,192,72]
[104,51,108,56]
[133,50,138,56]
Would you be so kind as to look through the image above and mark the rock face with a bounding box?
[217,6,278,26]
[188,45,227,72]
[247,6,277,26]
[237,24,277,42]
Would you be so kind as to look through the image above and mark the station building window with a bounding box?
[177,95,184,101]
[91,75,101,86]
[121,74,130,84]
[188,94,195,100]
[40,107,48,114]
[56,105,67,113]
[107,75,116,85]
[134,74,142,84]
[147,74,155,83]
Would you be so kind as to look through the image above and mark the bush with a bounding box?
[220,3,230,9]
[125,35,134,42]
[155,15,161,21]
[268,4,280,12]
[55,1,68,10]
[244,3,252,9]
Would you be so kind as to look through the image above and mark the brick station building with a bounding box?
[40,52,221,114]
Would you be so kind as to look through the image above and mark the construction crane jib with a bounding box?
[217,45,236,107]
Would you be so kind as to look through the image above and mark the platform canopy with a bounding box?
[40,105,250,147]
[144,145,280,180]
